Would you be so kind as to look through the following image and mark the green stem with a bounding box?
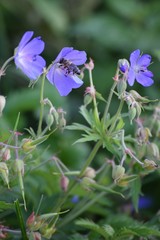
[103,81,117,124]
[37,73,46,136]
[108,99,124,134]
[14,200,28,240]
[0,56,14,73]
[53,140,102,213]
[78,139,102,178]
[88,68,100,123]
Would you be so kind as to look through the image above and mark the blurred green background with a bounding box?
[0,0,160,238]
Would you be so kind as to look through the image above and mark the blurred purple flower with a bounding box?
[14,31,46,80]
[71,195,79,204]
[127,49,154,87]
[46,47,87,96]
[138,196,153,209]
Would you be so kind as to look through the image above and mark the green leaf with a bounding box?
[115,117,125,131]
[76,218,115,239]
[117,226,160,238]
[90,182,125,198]
[74,133,100,144]
[79,105,93,126]
[14,199,28,240]
[130,177,141,213]
[0,201,14,212]
[65,123,92,133]
[96,91,107,103]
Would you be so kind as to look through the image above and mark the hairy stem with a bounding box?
[37,73,46,136]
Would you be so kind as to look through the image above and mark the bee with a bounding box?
[59,58,81,75]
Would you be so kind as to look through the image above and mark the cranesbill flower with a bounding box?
[46,47,87,96]
[127,49,154,87]
[14,31,46,80]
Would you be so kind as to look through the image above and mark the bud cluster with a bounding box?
[43,98,67,130]
[123,90,144,124]
[27,212,56,239]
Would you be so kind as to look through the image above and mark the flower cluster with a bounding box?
[1,31,155,97]
[13,31,87,96]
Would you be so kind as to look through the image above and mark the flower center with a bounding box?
[59,58,80,76]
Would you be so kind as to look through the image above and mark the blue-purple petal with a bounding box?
[17,31,34,52]
[136,72,154,87]
[15,55,46,80]
[55,47,73,63]
[65,50,87,65]
[53,68,83,96]
[137,54,151,67]
[54,69,74,96]
[130,49,140,67]
[127,68,136,86]
[20,37,45,55]
[143,70,154,78]
[46,65,57,85]
[14,31,46,80]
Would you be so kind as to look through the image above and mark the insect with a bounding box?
[59,58,81,75]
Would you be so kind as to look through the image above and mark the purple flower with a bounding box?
[46,47,87,96]
[14,31,46,80]
[127,49,154,87]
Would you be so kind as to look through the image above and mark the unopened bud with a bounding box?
[118,59,129,73]
[26,212,36,228]
[136,127,151,144]
[59,117,66,128]
[112,165,125,182]
[46,113,54,130]
[60,175,69,192]
[0,162,9,188]
[84,94,92,106]
[22,139,36,152]
[117,80,127,96]
[15,159,24,175]
[83,167,96,179]
[144,159,158,170]
[85,58,94,71]
[148,143,159,159]
[30,232,41,240]
[1,148,11,161]
[40,225,56,239]
[129,107,137,124]
[81,177,95,191]
[0,96,6,116]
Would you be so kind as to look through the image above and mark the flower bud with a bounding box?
[83,167,96,179]
[112,165,125,182]
[148,143,159,159]
[0,162,9,188]
[0,96,6,116]
[129,107,137,124]
[81,177,95,191]
[60,175,69,192]
[46,113,54,130]
[40,225,56,239]
[21,139,36,152]
[59,117,66,128]
[117,80,127,96]
[118,59,129,73]
[1,148,11,161]
[85,58,94,70]
[26,212,36,228]
[30,232,41,240]
[144,159,158,170]
[84,94,93,106]
[136,127,151,144]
